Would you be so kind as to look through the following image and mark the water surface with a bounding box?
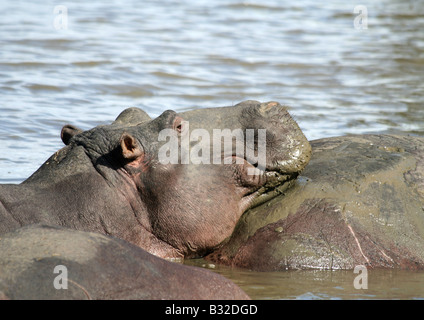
[186,259,424,300]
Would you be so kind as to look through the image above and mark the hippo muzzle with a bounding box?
[180,100,312,211]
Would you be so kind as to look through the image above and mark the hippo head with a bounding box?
[60,101,311,258]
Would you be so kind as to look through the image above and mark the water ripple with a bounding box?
[1,0,423,182]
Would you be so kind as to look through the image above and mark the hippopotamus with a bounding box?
[0,224,249,300]
[206,134,424,270]
[0,100,311,260]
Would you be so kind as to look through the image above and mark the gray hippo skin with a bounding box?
[0,225,249,300]
[207,134,424,270]
[0,101,311,259]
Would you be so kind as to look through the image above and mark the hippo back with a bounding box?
[0,225,249,300]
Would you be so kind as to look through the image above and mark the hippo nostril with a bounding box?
[258,101,281,117]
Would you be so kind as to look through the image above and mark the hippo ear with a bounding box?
[120,133,144,160]
[61,124,83,145]
[173,115,188,136]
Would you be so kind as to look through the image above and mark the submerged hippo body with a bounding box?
[0,225,249,300]
[207,134,424,271]
[0,101,311,259]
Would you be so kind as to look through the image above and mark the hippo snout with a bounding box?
[274,139,312,174]
[252,101,312,176]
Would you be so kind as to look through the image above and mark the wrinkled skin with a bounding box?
[207,134,424,271]
[0,225,249,300]
[0,101,311,259]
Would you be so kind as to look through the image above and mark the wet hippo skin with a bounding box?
[0,225,250,300]
[207,134,424,271]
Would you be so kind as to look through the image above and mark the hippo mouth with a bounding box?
[240,138,311,210]
[237,156,302,211]
[248,169,300,209]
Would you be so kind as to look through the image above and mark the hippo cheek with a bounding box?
[132,162,238,255]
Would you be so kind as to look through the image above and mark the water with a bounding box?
[185,259,424,300]
[0,0,423,299]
